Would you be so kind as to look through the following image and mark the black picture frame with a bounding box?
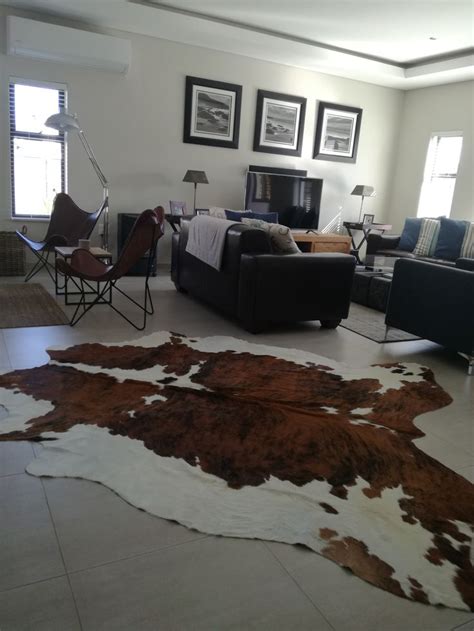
[313,101,362,163]
[362,213,375,225]
[253,90,306,157]
[183,76,242,149]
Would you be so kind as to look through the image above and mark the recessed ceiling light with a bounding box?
[429,36,438,41]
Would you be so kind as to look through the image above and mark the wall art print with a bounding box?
[313,101,362,163]
[253,90,306,156]
[183,76,242,150]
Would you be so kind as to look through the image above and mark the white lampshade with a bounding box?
[45,112,81,132]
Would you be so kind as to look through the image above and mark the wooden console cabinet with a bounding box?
[292,231,351,254]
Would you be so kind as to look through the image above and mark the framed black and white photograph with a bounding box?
[362,213,374,225]
[253,90,306,156]
[313,101,362,163]
[169,201,187,216]
[183,76,242,149]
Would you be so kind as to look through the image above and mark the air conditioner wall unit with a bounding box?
[7,16,132,74]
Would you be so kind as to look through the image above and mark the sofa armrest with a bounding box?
[386,259,474,354]
[456,257,474,272]
[238,253,356,331]
[366,233,401,255]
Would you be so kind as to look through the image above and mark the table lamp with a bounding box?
[183,170,209,212]
[45,111,109,249]
[351,185,375,222]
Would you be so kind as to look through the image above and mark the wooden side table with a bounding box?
[55,246,112,305]
[291,231,352,254]
[343,222,392,263]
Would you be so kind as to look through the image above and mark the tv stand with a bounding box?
[291,231,351,254]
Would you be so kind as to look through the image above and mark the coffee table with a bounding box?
[55,246,112,305]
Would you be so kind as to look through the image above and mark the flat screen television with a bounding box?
[244,169,323,229]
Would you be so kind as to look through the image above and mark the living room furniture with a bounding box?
[57,207,164,330]
[16,193,107,284]
[367,222,473,267]
[351,270,393,312]
[45,112,110,248]
[118,213,159,276]
[385,258,474,374]
[171,218,356,332]
[292,231,351,254]
[344,221,393,263]
[55,246,112,305]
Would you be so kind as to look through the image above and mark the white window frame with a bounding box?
[9,77,68,220]
[417,130,463,219]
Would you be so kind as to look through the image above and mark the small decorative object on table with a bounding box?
[169,201,187,216]
[362,213,375,225]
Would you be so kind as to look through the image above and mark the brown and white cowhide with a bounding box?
[0,332,472,610]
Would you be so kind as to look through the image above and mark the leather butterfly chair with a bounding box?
[56,207,165,330]
[16,193,107,283]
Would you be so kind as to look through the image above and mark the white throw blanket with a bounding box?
[185,215,237,270]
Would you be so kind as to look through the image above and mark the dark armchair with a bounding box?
[385,258,474,374]
[17,193,107,283]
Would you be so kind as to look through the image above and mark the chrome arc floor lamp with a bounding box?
[45,112,110,249]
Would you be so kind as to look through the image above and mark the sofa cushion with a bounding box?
[248,211,279,224]
[413,219,440,256]
[398,218,422,252]
[242,218,301,254]
[433,217,467,260]
[224,210,253,222]
[209,207,250,219]
[460,222,474,259]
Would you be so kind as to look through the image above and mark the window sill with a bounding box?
[9,216,50,222]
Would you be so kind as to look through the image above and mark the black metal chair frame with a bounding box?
[17,194,107,283]
[67,252,156,331]
[60,209,163,330]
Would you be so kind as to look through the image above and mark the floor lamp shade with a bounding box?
[45,112,110,249]
[183,170,209,212]
[351,185,375,222]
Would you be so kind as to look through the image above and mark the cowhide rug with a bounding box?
[0,332,472,611]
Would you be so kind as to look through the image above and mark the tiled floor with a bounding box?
[0,272,473,631]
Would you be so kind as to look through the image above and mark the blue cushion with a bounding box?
[247,211,279,224]
[224,210,253,222]
[398,218,422,251]
[433,217,468,260]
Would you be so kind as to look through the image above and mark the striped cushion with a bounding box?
[460,222,474,258]
[413,219,441,256]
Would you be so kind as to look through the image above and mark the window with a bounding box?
[9,79,66,218]
[417,132,463,218]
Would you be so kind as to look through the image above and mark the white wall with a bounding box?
[389,80,474,231]
[0,8,404,263]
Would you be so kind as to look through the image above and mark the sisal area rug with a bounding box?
[0,332,472,611]
[342,302,420,343]
[0,283,68,328]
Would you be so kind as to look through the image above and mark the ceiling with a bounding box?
[1,0,473,89]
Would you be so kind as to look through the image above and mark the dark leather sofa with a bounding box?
[385,258,474,373]
[171,219,356,332]
[366,233,468,267]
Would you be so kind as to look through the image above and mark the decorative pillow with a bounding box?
[224,210,253,222]
[247,211,279,224]
[242,218,301,254]
[413,219,440,257]
[398,218,422,252]
[460,222,474,259]
[433,217,468,261]
[208,207,227,219]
